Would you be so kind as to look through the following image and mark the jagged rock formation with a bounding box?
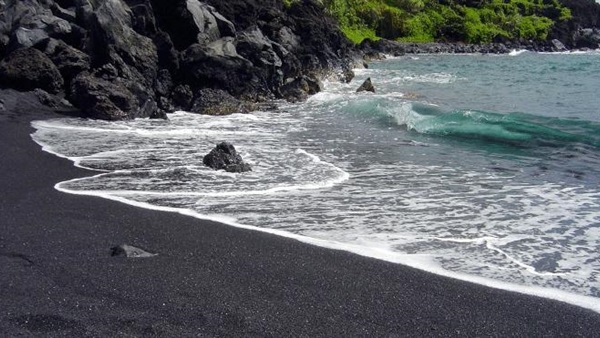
[552,0,600,49]
[356,77,374,93]
[0,47,64,93]
[0,0,356,120]
[203,142,252,173]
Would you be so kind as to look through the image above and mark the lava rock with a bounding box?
[34,88,68,109]
[111,244,157,258]
[70,72,135,120]
[171,84,193,110]
[36,38,90,83]
[180,39,261,99]
[0,0,72,53]
[280,75,322,102]
[88,0,158,89]
[203,142,252,173]
[150,0,236,50]
[0,47,64,94]
[356,77,375,93]
[190,88,255,115]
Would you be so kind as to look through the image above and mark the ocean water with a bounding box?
[32,50,600,311]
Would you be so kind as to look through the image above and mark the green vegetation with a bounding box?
[317,0,572,44]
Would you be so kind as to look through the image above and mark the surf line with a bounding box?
[433,236,567,277]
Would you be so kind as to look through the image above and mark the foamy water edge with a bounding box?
[31,130,600,314]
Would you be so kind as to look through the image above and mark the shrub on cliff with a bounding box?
[321,0,575,44]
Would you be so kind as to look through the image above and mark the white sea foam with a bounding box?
[509,49,528,56]
[47,172,600,313]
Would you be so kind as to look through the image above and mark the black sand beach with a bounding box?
[1,89,600,336]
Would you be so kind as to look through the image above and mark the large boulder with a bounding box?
[280,75,322,102]
[35,38,90,83]
[236,26,283,68]
[235,26,286,94]
[70,72,136,120]
[190,88,255,115]
[356,77,375,93]
[203,142,252,173]
[67,0,161,119]
[170,84,193,110]
[0,0,72,54]
[0,47,64,93]
[181,39,267,100]
[203,0,354,100]
[88,0,158,88]
[573,28,600,49]
[150,0,235,50]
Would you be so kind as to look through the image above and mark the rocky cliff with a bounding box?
[0,0,356,120]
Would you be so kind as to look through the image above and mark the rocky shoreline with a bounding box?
[0,0,357,121]
[1,0,599,122]
[359,36,599,57]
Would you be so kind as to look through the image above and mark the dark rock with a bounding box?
[573,28,600,49]
[203,142,252,173]
[356,77,375,93]
[56,0,77,9]
[154,69,173,97]
[181,40,264,100]
[129,1,158,37]
[1,0,358,119]
[88,0,158,89]
[51,2,77,22]
[236,26,283,68]
[70,72,136,120]
[204,0,355,98]
[34,88,63,109]
[1,0,72,53]
[276,26,300,52]
[171,84,193,110]
[158,96,174,112]
[154,31,179,71]
[74,0,95,27]
[550,0,600,48]
[35,38,90,83]
[94,63,119,81]
[0,47,64,94]
[150,0,235,50]
[235,26,286,94]
[67,0,161,120]
[111,244,157,258]
[359,39,524,55]
[280,75,322,103]
[190,88,255,115]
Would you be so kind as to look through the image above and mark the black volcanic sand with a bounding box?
[1,89,599,337]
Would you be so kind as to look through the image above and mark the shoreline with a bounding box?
[37,115,600,314]
[359,39,600,58]
[2,89,600,335]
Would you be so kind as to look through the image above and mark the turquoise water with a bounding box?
[32,51,600,311]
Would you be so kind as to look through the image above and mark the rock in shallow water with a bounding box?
[356,77,375,93]
[203,142,251,173]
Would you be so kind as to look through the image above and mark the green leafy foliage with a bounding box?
[317,0,572,44]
